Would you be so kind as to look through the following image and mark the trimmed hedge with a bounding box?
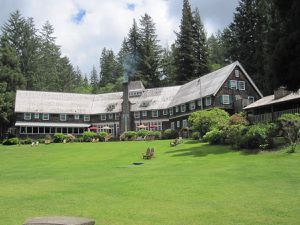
[3,138,19,145]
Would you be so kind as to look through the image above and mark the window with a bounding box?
[134,111,140,119]
[169,108,173,116]
[189,102,196,110]
[222,95,230,105]
[248,96,255,104]
[142,111,147,117]
[182,119,188,128]
[60,114,67,121]
[109,114,113,120]
[74,114,80,120]
[24,113,31,120]
[43,113,49,121]
[84,115,90,122]
[197,99,202,107]
[238,81,245,90]
[101,114,106,121]
[205,96,212,106]
[163,109,168,115]
[34,113,39,119]
[230,80,237,89]
[115,113,120,120]
[175,106,179,113]
[235,69,240,77]
[177,121,180,128]
[171,122,175,130]
[152,110,158,117]
[181,104,186,112]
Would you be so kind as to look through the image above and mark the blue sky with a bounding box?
[0,0,238,75]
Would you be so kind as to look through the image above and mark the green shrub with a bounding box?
[124,131,137,140]
[53,133,66,143]
[188,108,229,137]
[243,123,276,149]
[3,137,19,145]
[203,128,225,144]
[83,131,97,142]
[225,124,247,149]
[19,138,33,145]
[162,129,178,139]
[65,134,76,142]
[137,129,149,137]
[192,131,200,140]
[97,132,108,141]
[148,131,161,139]
[229,113,249,125]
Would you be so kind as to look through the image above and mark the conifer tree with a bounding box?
[90,65,98,94]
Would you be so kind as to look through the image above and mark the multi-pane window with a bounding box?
[34,113,39,119]
[74,114,80,120]
[238,81,245,90]
[169,108,173,116]
[60,114,67,121]
[235,69,240,77]
[205,96,212,106]
[189,102,196,110]
[163,109,168,115]
[115,113,120,120]
[177,121,180,128]
[24,113,31,120]
[152,110,158,117]
[222,95,230,105]
[43,113,49,120]
[109,114,114,120]
[248,96,255,104]
[182,119,188,128]
[230,80,237,89]
[142,111,147,117]
[181,104,186,112]
[175,106,179,113]
[101,114,106,121]
[84,115,90,121]
[197,99,202,107]
[134,111,140,119]
[171,122,175,130]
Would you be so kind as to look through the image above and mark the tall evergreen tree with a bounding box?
[90,65,98,94]
[192,8,209,76]
[99,48,119,86]
[161,44,176,86]
[174,0,196,84]
[138,13,162,88]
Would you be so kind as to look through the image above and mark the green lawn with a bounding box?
[0,140,299,225]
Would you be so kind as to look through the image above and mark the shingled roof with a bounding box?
[15,61,260,114]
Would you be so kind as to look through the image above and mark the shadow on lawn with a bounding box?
[165,143,232,157]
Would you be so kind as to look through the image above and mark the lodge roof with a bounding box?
[15,61,262,114]
[244,89,300,110]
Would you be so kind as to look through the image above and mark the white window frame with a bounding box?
[74,114,80,120]
[34,113,39,119]
[235,69,240,77]
[169,108,173,116]
[248,96,255,104]
[181,104,186,112]
[84,115,90,122]
[189,102,196,110]
[60,114,67,121]
[152,110,158,118]
[238,81,245,90]
[205,96,212,106]
[43,113,49,121]
[142,111,147,117]
[109,114,113,120]
[101,114,106,121]
[24,113,31,120]
[163,109,168,115]
[182,119,188,128]
[175,106,179,113]
[177,121,180,128]
[230,80,237,89]
[222,95,230,105]
[134,111,140,119]
[197,99,202,107]
[171,122,175,130]
[115,113,120,120]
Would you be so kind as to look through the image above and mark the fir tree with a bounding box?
[90,65,98,94]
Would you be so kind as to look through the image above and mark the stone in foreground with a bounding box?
[23,216,95,225]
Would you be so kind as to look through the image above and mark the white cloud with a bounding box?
[0,0,238,75]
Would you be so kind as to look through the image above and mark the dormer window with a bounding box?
[140,100,150,107]
[107,103,116,112]
[235,69,240,77]
[129,90,142,97]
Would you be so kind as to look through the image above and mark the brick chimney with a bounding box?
[274,87,291,100]
[120,80,132,133]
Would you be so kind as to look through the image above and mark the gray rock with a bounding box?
[23,216,95,225]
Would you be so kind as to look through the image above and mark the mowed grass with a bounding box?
[0,141,299,225]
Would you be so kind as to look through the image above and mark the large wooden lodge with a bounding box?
[14,61,263,137]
